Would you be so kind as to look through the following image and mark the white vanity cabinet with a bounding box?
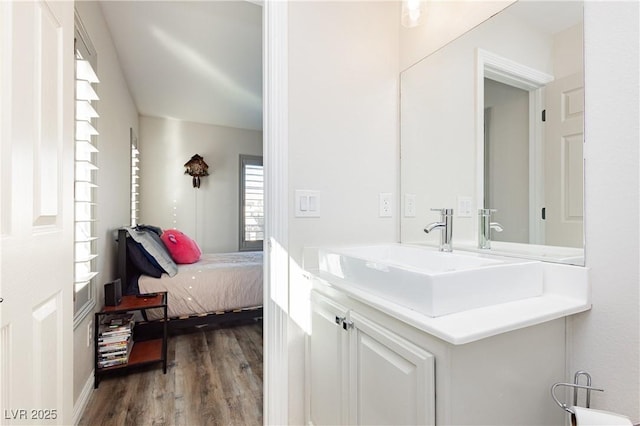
[309,292,350,425]
[308,285,567,425]
[310,291,435,426]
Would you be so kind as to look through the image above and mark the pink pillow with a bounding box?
[160,229,202,264]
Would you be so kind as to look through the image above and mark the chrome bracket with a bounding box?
[551,371,604,415]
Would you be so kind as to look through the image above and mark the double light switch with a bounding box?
[295,190,320,217]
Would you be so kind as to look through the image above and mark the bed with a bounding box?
[116,228,263,331]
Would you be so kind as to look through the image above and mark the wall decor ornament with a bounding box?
[184,154,209,188]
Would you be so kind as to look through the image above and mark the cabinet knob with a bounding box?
[335,316,345,325]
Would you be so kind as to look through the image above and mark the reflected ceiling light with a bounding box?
[402,0,425,28]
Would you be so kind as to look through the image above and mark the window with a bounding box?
[130,129,139,226]
[239,155,264,251]
[73,16,99,327]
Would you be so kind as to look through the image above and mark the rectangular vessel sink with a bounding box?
[318,244,543,317]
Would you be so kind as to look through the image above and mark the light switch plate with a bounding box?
[295,190,320,217]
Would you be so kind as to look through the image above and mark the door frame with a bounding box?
[263,1,290,424]
[475,49,553,244]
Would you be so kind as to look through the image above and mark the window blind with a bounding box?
[239,155,264,251]
[131,137,139,226]
[74,53,99,300]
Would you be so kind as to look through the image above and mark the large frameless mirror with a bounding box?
[400,1,584,265]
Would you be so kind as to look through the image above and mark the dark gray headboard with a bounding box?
[117,228,133,293]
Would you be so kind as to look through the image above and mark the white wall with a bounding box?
[138,116,262,253]
[286,1,399,422]
[554,23,584,80]
[73,0,138,410]
[569,1,639,419]
[288,1,399,259]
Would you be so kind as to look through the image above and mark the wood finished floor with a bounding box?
[79,321,263,426]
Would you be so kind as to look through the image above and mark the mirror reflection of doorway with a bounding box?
[484,73,584,249]
[484,78,531,244]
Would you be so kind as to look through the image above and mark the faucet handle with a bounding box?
[431,208,453,215]
[479,208,497,216]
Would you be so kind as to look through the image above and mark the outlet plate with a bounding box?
[404,193,416,217]
[457,196,473,217]
[87,320,93,347]
[379,193,393,217]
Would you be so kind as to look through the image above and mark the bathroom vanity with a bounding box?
[305,0,592,423]
[305,245,590,425]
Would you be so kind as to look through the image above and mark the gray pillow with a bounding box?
[123,226,178,277]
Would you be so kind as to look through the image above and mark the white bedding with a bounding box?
[139,251,263,320]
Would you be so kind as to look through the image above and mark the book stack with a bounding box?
[97,313,134,368]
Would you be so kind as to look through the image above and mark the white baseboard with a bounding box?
[72,371,94,425]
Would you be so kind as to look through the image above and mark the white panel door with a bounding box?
[544,72,585,247]
[309,292,349,426]
[349,312,435,426]
[0,1,74,424]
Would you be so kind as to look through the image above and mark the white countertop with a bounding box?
[307,260,591,345]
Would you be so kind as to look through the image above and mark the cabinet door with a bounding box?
[349,312,435,426]
[309,292,350,425]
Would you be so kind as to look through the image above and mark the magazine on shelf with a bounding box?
[98,342,128,352]
[101,313,134,326]
[97,313,135,368]
[98,338,133,368]
[99,313,133,331]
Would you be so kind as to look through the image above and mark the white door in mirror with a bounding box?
[545,72,584,247]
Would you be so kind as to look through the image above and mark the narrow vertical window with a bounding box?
[73,16,99,326]
[239,155,264,251]
[130,129,139,226]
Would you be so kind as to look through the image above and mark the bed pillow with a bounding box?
[161,229,202,264]
[124,226,178,277]
[126,237,164,278]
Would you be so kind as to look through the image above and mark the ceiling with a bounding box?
[98,1,578,133]
[100,1,263,131]
[505,0,583,36]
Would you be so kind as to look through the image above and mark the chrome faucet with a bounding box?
[478,208,503,249]
[424,208,453,252]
